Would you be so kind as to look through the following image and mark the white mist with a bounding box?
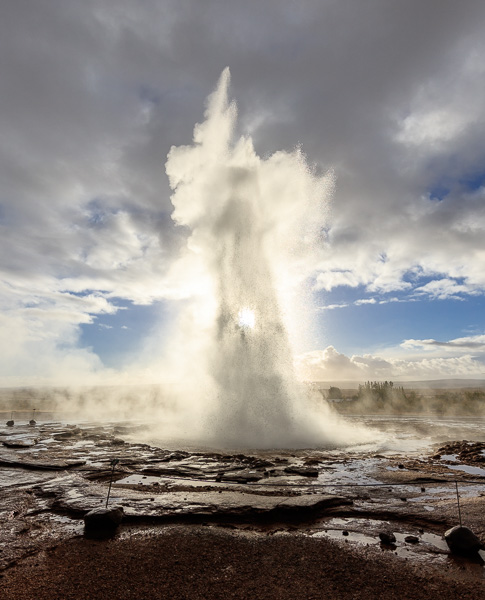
[162,68,370,448]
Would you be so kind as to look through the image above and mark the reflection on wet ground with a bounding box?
[447,464,485,477]
[309,517,485,578]
[1,415,485,578]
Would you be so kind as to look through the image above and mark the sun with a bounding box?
[238,308,255,330]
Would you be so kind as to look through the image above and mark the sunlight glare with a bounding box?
[238,308,255,329]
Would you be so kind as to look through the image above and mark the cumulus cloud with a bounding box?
[296,344,485,382]
[318,296,406,310]
[295,346,393,381]
[414,278,480,300]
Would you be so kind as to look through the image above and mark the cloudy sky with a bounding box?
[2,0,485,386]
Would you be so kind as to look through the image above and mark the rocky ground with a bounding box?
[1,419,485,599]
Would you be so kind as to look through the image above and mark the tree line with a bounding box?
[325,381,485,416]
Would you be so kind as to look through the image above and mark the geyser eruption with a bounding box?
[164,68,368,448]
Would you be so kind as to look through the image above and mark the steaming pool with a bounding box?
[4,410,485,454]
[341,414,485,454]
[138,413,485,455]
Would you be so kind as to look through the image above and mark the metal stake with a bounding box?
[455,479,462,527]
[105,459,119,508]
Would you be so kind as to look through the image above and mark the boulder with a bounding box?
[379,531,396,544]
[444,525,483,555]
[84,506,124,537]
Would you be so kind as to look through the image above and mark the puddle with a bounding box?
[310,517,449,558]
[309,516,485,576]
[447,464,485,477]
[441,454,459,462]
[407,483,485,502]
[394,531,448,553]
[115,474,231,490]
[68,440,96,448]
[47,513,84,533]
[316,459,381,487]
[116,474,165,486]
[312,528,375,545]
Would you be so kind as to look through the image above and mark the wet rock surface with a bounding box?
[1,418,485,597]
[433,441,485,463]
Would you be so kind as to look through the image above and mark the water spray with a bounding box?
[163,68,372,449]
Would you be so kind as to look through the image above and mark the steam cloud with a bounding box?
[159,69,371,448]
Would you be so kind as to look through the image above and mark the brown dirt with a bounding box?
[1,525,484,600]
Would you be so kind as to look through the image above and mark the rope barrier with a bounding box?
[115,473,485,489]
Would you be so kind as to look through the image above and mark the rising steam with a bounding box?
[160,68,371,448]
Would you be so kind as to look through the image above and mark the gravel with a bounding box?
[1,525,484,600]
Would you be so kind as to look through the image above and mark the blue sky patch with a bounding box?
[316,295,485,356]
[79,299,171,367]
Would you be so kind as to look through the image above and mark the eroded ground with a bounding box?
[1,418,485,592]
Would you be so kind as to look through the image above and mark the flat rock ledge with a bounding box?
[34,473,352,523]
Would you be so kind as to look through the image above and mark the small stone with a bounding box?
[444,526,483,555]
[404,535,419,544]
[379,531,396,544]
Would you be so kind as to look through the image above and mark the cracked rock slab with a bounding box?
[33,473,351,521]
